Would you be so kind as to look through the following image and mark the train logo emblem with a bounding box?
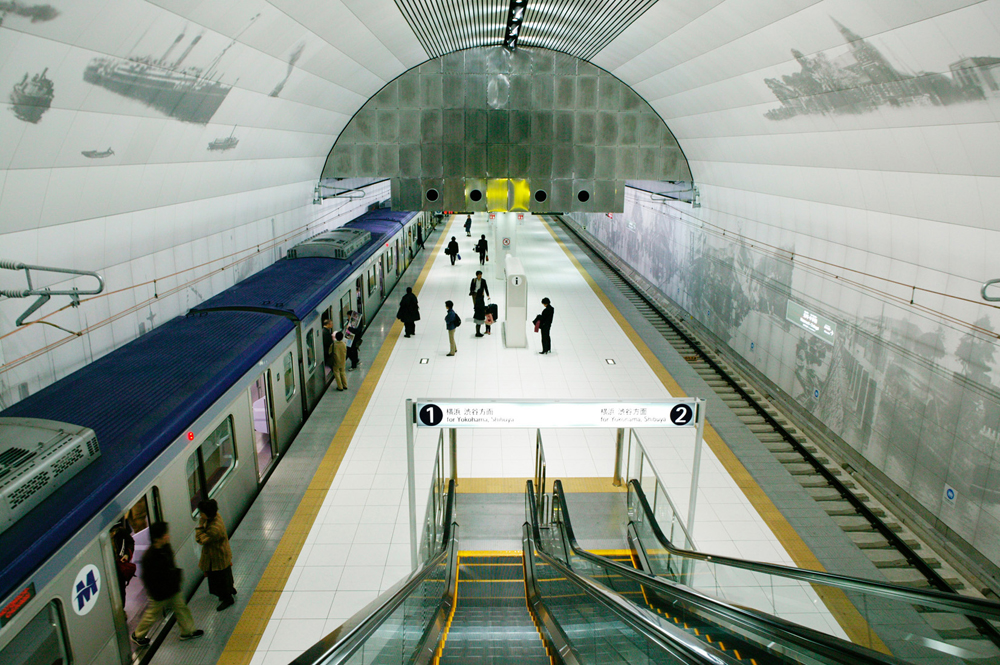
[418,404,444,426]
[73,564,101,615]
[669,404,694,426]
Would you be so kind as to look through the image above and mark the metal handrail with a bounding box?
[526,481,736,665]
[550,481,907,664]
[534,428,547,522]
[982,278,1000,302]
[627,480,1000,620]
[291,481,458,665]
[521,523,583,665]
[626,429,695,548]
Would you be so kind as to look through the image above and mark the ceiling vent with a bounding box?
[0,418,100,534]
[288,228,372,260]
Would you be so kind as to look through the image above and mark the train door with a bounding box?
[302,318,325,409]
[250,372,276,479]
[378,255,385,301]
[107,491,162,653]
[354,277,364,324]
[267,345,303,453]
[338,296,350,331]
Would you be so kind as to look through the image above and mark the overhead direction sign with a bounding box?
[414,399,699,428]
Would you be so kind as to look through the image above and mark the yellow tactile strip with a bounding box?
[219,219,452,665]
[540,218,889,654]
[456,477,624,494]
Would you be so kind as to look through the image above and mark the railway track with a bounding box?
[557,217,1000,652]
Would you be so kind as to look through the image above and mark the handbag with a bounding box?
[456,254,461,260]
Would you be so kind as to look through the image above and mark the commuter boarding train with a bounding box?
[0,209,433,664]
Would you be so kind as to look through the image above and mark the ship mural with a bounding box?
[270,42,305,98]
[81,147,114,158]
[208,126,238,151]
[765,18,1000,120]
[10,68,54,123]
[83,31,234,124]
[0,2,58,25]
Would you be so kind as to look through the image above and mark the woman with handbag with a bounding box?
[196,499,236,611]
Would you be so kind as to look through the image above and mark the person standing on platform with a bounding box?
[397,287,420,338]
[464,215,472,237]
[469,270,489,307]
[534,297,554,354]
[473,291,490,337]
[346,311,363,371]
[131,522,203,646]
[446,236,459,265]
[195,499,236,612]
[445,300,461,356]
[475,234,488,265]
[111,519,135,606]
[332,332,348,390]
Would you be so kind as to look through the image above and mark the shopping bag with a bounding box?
[485,313,494,325]
[456,254,461,260]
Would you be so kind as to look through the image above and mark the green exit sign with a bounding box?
[786,301,836,345]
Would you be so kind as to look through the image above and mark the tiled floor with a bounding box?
[248,215,845,664]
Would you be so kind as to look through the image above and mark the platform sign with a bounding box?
[786,300,836,345]
[415,400,698,428]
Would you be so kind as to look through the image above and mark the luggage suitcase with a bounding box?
[487,303,499,322]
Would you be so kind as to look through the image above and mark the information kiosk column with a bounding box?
[504,256,527,348]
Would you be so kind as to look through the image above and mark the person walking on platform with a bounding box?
[345,311,363,371]
[397,287,420,337]
[469,270,489,307]
[131,522,203,646]
[195,499,236,612]
[445,300,461,356]
[331,332,348,390]
[464,215,472,237]
[475,234,488,265]
[534,297,554,354]
[446,236,459,265]
[473,290,490,337]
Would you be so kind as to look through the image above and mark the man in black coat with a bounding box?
[446,236,459,265]
[397,287,420,337]
[131,522,203,646]
[475,234,488,265]
[469,270,489,307]
[346,311,363,371]
[536,297,554,354]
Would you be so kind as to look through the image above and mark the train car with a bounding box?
[0,210,429,665]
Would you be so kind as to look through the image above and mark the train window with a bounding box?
[187,417,237,513]
[0,600,70,665]
[305,329,317,373]
[367,267,376,296]
[283,352,294,401]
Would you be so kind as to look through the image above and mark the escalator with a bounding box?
[545,479,1000,665]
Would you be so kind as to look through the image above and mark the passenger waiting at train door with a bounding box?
[196,499,236,612]
[110,519,135,605]
[332,332,348,390]
[345,311,363,371]
[131,522,204,646]
[322,318,335,375]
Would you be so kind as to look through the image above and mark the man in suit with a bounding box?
[536,297,554,354]
[469,270,489,307]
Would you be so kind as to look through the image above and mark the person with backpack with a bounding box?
[445,300,461,356]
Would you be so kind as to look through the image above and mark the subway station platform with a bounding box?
[150,214,874,665]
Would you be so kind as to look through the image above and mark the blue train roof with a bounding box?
[190,210,418,320]
[0,311,293,601]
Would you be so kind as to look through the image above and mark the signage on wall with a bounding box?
[0,583,35,627]
[944,484,957,506]
[785,300,836,345]
[72,564,101,616]
[502,237,511,247]
[415,400,700,428]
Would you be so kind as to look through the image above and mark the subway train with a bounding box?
[0,208,432,665]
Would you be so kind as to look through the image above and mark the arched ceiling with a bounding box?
[1,0,998,327]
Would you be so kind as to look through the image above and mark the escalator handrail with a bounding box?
[522,523,584,665]
[626,479,1000,619]
[551,480,907,665]
[526,480,737,665]
[291,480,459,665]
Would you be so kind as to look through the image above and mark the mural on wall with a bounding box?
[10,68,54,123]
[208,126,238,151]
[765,18,1000,120]
[82,29,237,124]
[572,188,1000,567]
[270,42,304,98]
[0,1,58,24]
[81,147,115,158]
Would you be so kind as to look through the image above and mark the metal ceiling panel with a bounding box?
[395,0,658,61]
